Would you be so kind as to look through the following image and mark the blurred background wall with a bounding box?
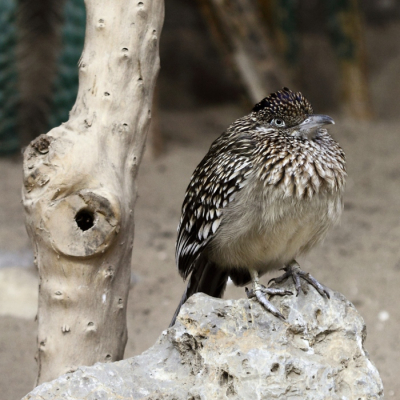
[2,0,400,155]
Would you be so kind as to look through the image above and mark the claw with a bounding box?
[266,287,293,296]
[255,289,286,320]
[270,260,330,299]
[268,268,291,285]
[246,286,293,298]
[300,272,330,298]
[246,270,292,321]
[292,270,302,296]
[245,287,255,299]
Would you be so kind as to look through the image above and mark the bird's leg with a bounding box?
[245,270,292,320]
[269,260,330,298]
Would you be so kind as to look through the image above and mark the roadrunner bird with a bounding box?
[170,87,346,327]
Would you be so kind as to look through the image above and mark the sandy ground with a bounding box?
[1,105,399,399]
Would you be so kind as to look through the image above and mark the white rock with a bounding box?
[22,282,384,399]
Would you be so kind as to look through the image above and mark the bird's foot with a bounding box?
[245,282,292,321]
[245,284,292,298]
[269,260,330,299]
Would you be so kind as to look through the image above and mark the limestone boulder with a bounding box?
[23,282,384,399]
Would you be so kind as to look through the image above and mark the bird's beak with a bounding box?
[299,114,335,131]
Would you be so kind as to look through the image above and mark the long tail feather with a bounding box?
[169,259,228,327]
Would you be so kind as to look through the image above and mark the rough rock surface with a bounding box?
[23,282,384,400]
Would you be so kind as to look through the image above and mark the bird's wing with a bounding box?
[176,134,254,279]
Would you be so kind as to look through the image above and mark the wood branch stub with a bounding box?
[22,0,164,385]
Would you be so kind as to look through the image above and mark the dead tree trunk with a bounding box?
[22,0,164,385]
[198,0,292,104]
[327,0,373,119]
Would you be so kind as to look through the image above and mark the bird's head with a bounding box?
[252,87,334,138]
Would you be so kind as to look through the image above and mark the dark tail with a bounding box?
[169,259,228,327]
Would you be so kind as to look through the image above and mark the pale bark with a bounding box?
[22,0,164,385]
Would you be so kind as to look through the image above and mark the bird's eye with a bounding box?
[272,119,285,127]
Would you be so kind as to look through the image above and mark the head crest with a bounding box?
[252,87,313,127]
